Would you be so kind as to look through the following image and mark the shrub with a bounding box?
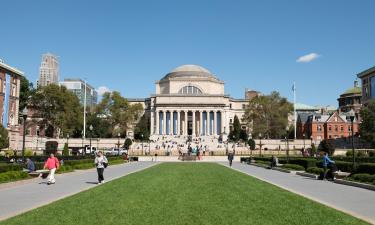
[24,149,33,157]
[56,165,74,174]
[369,151,375,157]
[335,161,354,172]
[0,171,29,183]
[281,164,305,171]
[5,149,14,157]
[311,143,317,156]
[346,150,367,157]
[349,173,375,184]
[288,158,317,169]
[356,163,375,175]
[62,143,69,156]
[73,163,95,170]
[248,139,256,150]
[306,167,324,175]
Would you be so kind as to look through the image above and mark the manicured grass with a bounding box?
[0,163,368,225]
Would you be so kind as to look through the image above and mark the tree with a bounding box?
[29,84,83,138]
[360,100,375,147]
[45,141,58,155]
[319,139,335,156]
[19,76,35,111]
[229,115,241,141]
[86,112,112,138]
[62,143,69,156]
[0,125,9,150]
[134,113,150,140]
[96,91,143,136]
[239,129,248,142]
[124,138,132,150]
[244,91,293,139]
[248,139,256,150]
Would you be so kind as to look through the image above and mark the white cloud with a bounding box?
[96,86,111,96]
[296,53,320,63]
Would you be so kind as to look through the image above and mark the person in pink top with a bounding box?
[43,153,60,185]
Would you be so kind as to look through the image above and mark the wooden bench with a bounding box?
[179,154,197,161]
[29,170,49,178]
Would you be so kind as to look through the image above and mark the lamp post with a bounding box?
[232,135,236,154]
[21,108,28,162]
[349,111,355,169]
[66,133,70,147]
[286,126,290,163]
[117,133,121,155]
[141,134,144,155]
[303,133,306,150]
[89,125,93,153]
[258,133,262,157]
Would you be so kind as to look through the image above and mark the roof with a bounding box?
[295,103,318,111]
[343,86,362,95]
[160,64,221,82]
[0,60,24,76]
[357,65,375,78]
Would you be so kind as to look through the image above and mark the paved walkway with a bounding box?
[0,161,157,221]
[224,162,375,224]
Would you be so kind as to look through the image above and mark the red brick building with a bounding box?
[298,111,359,141]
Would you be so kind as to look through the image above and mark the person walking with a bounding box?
[228,151,234,167]
[322,152,335,180]
[43,153,60,185]
[95,151,108,184]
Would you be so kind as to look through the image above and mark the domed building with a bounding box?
[130,64,252,140]
[337,80,362,118]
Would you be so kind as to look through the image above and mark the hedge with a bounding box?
[348,173,375,185]
[281,164,305,171]
[355,163,375,175]
[0,171,29,183]
[306,167,324,175]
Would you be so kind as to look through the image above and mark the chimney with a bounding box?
[354,79,358,88]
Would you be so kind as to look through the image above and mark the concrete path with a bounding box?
[224,162,375,224]
[0,161,157,221]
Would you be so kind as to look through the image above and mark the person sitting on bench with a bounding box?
[23,158,35,173]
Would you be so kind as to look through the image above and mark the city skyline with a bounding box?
[1,0,375,106]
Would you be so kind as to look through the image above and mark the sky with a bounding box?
[1,0,375,106]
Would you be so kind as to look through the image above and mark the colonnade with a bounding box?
[150,110,223,136]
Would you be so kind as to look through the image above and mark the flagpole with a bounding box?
[293,82,297,139]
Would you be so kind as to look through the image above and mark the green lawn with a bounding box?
[1,163,368,225]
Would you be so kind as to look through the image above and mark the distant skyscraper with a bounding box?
[59,78,98,108]
[37,53,59,87]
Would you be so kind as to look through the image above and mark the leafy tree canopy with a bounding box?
[360,100,375,148]
[243,91,293,139]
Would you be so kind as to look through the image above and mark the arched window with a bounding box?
[178,85,202,95]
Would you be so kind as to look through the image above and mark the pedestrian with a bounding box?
[95,151,108,184]
[43,153,60,185]
[23,158,35,172]
[322,152,335,180]
[228,151,234,167]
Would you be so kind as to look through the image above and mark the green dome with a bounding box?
[343,86,361,95]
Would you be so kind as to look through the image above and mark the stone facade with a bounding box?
[130,65,249,140]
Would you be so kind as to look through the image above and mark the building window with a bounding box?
[178,85,202,95]
[335,125,338,132]
[230,119,233,123]
[230,104,232,109]
[242,104,245,109]
[341,126,344,132]
[318,125,322,131]
[348,125,352,131]
[329,126,332,131]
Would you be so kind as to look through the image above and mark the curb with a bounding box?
[271,167,291,173]
[296,172,318,179]
[334,179,375,192]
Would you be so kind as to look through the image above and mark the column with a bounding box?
[163,110,166,135]
[176,111,180,135]
[156,111,160,135]
[184,111,188,135]
[192,110,196,136]
[199,111,203,136]
[150,110,154,135]
[213,111,217,135]
[206,111,209,135]
[221,110,225,134]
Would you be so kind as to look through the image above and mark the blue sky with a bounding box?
[1,0,375,106]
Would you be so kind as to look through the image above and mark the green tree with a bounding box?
[134,113,150,140]
[86,112,112,138]
[239,129,248,142]
[360,100,375,147]
[319,139,335,156]
[229,115,241,141]
[244,91,293,139]
[124,138,133,150]
[29,84,82,138]
[96,91,143,136]
[63,143,69,156]
[0,125,9,150]
[248,139,256,150]
[19,76,35,111]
